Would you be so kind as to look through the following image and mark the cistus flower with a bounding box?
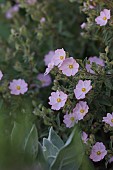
[102,113,113,127]
[81,22,86,29]
[40,17,46,23]
[95,9,110,26]
[49,90,68,110]
[26,0,37,5]
[81,132,88,144]
[52,48,66,67]
[9,79,28,95]
[63,112,77,128]
[109,156,113,163]
[6,5,19,19]
[86,56,105,74]
[44,51,55,66]
[59,57,79,76]
[74,80,92,100]
[37,73,52,87]
[73,101,89,120]
[0,71,3,80]
[44,62,54,75]
[90,142,107,162]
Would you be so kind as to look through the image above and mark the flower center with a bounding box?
[69,65,73,69]
[60,56,64,60]
[16,86,21,90]
[103,17,107,20]
[57,98,61,103]
[80,109,85,113]
[70,117,75,121]
[97,151,101,155]
[82,88,86,92]
[111,119,113,123]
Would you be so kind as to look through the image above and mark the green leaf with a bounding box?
[11,122,38,161]
[50,126,84,170]
[37,142,49,170]
[24,124,38,160]
[48,127,64,149]
[0,22,10,40]
[43,138,59,165]
[104,78,113,90]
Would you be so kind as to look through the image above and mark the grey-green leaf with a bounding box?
[11,122,38,161]
[50,126,84,170]
[43,138,59,165]
[48,127,64,149]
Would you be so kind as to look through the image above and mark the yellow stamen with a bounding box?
[70,117,75,121]
[60,56,64,60]
[82,88,86,92]
[69,65,73,69]
[57,98,61,103]
[16,86,21,90]
[80,109,85,113]
[103,17,107,20]
[111,119,113,123]
[97,151,101,155]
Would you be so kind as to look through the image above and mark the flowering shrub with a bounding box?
[0,0,113,170]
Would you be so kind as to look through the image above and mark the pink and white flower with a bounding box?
[81,22,86,29]
[6,4,19,19]
[59,57,79,76]
[90,142,107,162]
[95,9,110,26]
[74,80,92,100]
[49,90,68,110]
[37,73,52,87]
[102,113,113,127]
[40,17,46,23]
[73,101,89,120]
[0,71,3,80]
[52,48,66,67]
[109,156,113,163]
[81,132,88,144]
[86,56,105,74]
[9,79,28,95]
[26,0,37,5]
[44,51,54,66]
[63,112,77,128]
[44,62,54,75]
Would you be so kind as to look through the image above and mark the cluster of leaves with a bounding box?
[0,114,94,170]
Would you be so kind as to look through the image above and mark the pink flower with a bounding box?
[74,80,92,100]
[49,90,68,110]
[0,71,3,80]
[109,156,113,163]
[40,17,46,23]
[6,5,19,19]
[81,132,88,144]
[102,113,113,127]
[9,79,28,95]
[81,22,86,29]
[44,51,55,66]
[59,57,79,76]
[90,142,107,162]
[44,62,54,75]
[52,48,66,67]
[26,0,37,5]
[86,56,105,74]
[73,101,89,120]
[89,5,94,9]
[37,73,51,87]
[63,112,77,128]
[95,9,110,26]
